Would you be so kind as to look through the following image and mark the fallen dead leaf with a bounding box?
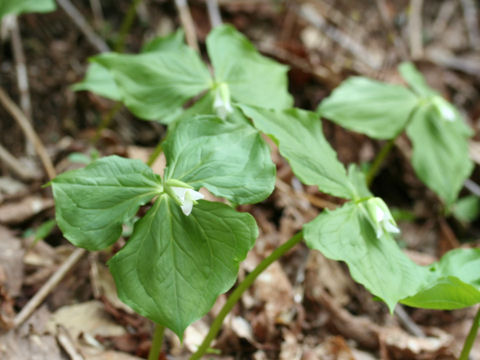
[305,251,353,307]
[0,305,63,360]
[0,225,24,297]
[380,326,455,359]
[0,196,53,225]
[47,300,126,340]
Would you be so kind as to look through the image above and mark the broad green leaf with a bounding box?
[141,29,185,53]
[406,103,473,205]
[72,62,121,101]
[318,77,419,139]
[109,195,257,338]
[163,115,275,204]
[347,164,373,199]
[401,248,480,309]
[239,105,354,199]
[93,47,212,122]
[52,156,162,250]
[453,195,480,223]
[207,24,293,110]
[0,0,56,19]
[398,62,438,97]
[304,202,428,311]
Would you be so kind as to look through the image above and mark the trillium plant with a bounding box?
[51,24,480,359]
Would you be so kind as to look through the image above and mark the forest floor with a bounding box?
[1,0,480,359]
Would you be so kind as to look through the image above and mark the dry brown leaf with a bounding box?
[0,196,53,225]
[0,306,63,360]
[127,145,165,176]
[90,260,134,314]
[380,326,455,359]
[252,261,294,322]
[305,251,353,307]
[0,225,24,297]
[47,300,127,340]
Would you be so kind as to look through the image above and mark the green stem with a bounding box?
[365,103,423,187]
[459,306,480,360]
[189,231,304,360]
[366,137,396,187]
[93,101,123,143]
[147,142,163,167]
[115,0,142,52]
[148,323,165,360]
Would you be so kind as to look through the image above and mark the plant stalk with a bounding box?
[459,306,480,360]
[147,142,164,167]
[115,0,142,52]
[148,323,165,360]
[366,137,396,186]
[189,231,303,360]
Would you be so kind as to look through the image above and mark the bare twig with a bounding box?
[13,248,86,328]
[426,48,480,77]
[56,0,110,53]
[460,0,480,50]
[409,0,424,59]
[432,1,457,38]
[0,143,36,180]
[89,0,104,29]
[206,0,222,28]
[0,87,56,180]
[394,305,425,337]
[174,0,199,51]
[297,3,382,70]
[10,16,33,156]
[464,179,480,198]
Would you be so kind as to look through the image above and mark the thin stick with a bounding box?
[148,324,165,360]
[409,0,424,59]
[13,248,86,328]
[57,0,110,53]
[10,16,33,155]
[459,306,480,360]
[460,0,480,50]
[464,179,480,198]
[174,0,199,51]
[0,87,56,180]
[206,0,222,28]
[297,3,381,70]
[0,143,36,180]
[394,305,425,337]
[190,231,303,360]
[89,0,104,29]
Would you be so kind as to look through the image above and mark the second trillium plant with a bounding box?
[52,22,480,358]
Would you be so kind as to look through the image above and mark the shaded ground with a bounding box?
[0,0,480,359]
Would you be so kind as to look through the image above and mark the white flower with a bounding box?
[213,83,233,120]
[170,187,204,216]
[364,197,400,239]
[432,96,456,122]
